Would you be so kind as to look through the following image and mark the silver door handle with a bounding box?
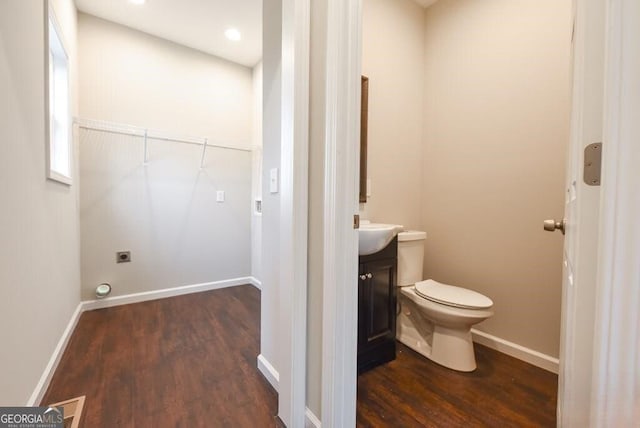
[543,219,566,235]
[360,274,367,280]
[366,273,373,279]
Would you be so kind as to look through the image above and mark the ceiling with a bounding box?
[75,0,262,67]
[74,0,438,68]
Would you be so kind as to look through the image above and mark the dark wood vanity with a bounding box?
[357,237,398,374]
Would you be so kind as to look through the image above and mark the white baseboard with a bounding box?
[27,302,84,406]
[471,328,559,374]
[82,276,256,311]
[257,354,279,391]
[249,276,262,290]
[305,408,321,428]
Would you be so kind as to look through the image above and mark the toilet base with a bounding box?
[397,305,478,372]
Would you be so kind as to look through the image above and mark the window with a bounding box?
[46,10,72,185]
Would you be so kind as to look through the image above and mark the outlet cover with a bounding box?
[116,251,131,263]
[216,190,225,202]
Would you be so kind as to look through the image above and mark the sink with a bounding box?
[358,222,404,256]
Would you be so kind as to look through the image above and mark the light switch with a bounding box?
[216,190,225,202]
[270,168,279,194]
[366,179,372,197]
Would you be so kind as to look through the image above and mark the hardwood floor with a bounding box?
[357,342,558,427]
[43,285,556,427]
[41,285,279,427]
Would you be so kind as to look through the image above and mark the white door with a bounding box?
[556,0,604,425]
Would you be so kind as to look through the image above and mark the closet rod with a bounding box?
[74,118,252,153]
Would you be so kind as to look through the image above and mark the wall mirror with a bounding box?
[360,76,369,203]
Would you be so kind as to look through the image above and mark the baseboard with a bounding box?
[471,329,559,374]
[257,354,279,391]
[249,276,262,290]
[81,276,255,311]
[27,302,84,406]
[305,408,321,428]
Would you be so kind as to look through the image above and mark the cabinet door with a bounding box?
[358,264,368,347]
[363,259,396,345]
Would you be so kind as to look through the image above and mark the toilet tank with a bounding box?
[397,230,427,286]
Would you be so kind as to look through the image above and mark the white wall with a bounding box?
[78,14,253,299]
[359,0,425,230]
[306,0,328,417]
[259,0,282,388]
[421,0,571,357]
[0,0,81,405]
[252,62,263,281]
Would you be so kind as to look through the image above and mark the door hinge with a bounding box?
[354,214,360,229]
[584,142,602,186]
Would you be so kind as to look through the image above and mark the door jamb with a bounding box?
[320,0,362,426]
[589,0,640,423]
[279,0,310,426]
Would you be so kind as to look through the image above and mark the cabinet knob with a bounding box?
[366,273,373,279]
[359,274,367,280]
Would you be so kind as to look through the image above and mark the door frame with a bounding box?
[588,0,640,423]
[279,0,310,426]
[318,0,640,425]
[320,0,362,426]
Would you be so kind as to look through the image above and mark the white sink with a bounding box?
[358,222,404,256]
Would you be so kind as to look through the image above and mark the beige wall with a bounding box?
[421,0,571,357]
[77,14,253,300]
[0,0,81,405]
[360,0,425,230]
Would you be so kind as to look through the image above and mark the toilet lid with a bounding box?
[414,279,493,309]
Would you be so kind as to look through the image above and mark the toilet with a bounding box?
[396,231,494,372]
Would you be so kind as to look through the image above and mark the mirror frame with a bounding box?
[360,76,369,203]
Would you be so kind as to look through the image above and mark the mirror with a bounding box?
[360,76,369,203]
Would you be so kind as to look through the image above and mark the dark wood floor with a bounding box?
[357,342,558,427]
[41,285,279,427]
[43,285,557,427]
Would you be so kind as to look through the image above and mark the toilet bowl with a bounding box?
[397,231,494,372]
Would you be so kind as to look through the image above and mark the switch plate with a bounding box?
[270,168,279,194]
[216,190,225,202]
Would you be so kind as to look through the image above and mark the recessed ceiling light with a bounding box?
[129,0,145,5]
[225,28,241,42]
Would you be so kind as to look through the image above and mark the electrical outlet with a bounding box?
[116,251,131,263]
[216,190,225,202]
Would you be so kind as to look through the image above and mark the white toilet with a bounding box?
[396,231,494,372]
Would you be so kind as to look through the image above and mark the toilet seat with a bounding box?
[415,279,493,310]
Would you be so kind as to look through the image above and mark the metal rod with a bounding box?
[200,138,208,168]
[75,118,251,153]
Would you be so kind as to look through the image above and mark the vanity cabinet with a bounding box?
[358,237,397,374]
